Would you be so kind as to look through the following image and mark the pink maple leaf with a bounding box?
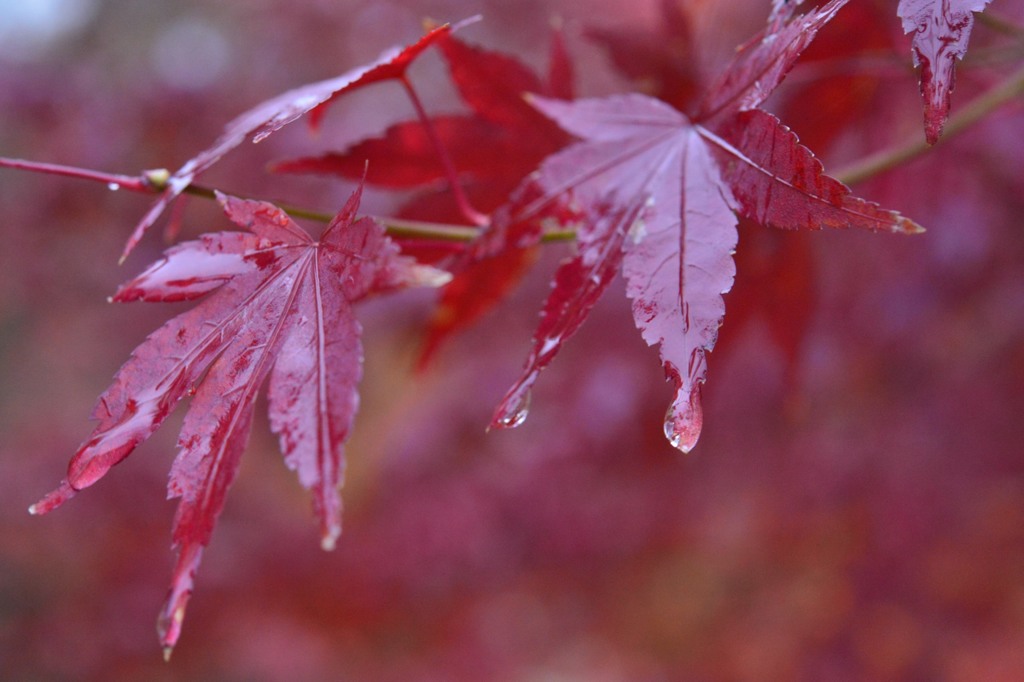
[123,22,459,260]
[492,0,922,452]
[898,0,994,144]
[30,185,448,655]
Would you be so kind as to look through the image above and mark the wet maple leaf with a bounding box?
[273,114,528,190]
[123,22,457,260]
[274,29,568,191]
[416,31,573,367]
[898,0,994,144]
[589,1,902,395]
[492,0,923,452]
[30,185,448,655]
[274,30,573,368]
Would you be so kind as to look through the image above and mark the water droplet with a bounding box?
[539,335,560,357]
[107,182,120,191]
[493,386,531,428]
[663,387,703,453]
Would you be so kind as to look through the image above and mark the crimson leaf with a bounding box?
[272,115,522,189]
[274,31,573,368]
[123,22,455,259]
[898,0,994,144]
[30,185,448,655]
[492,95,741,452]
[493,1,922,453]
[697,0,851,120]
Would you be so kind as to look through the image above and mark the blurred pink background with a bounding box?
[2,0,1024,679]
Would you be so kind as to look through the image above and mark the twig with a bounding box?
[834,62,1024,186]
[0,156,574,243]
[0,157,151,192]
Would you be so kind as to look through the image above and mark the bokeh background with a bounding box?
[2,0,1024,679]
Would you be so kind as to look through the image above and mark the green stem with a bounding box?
[175,178,576,242]
[373,217,481,241]
[174,183,484,240]
[834,62,1024,186]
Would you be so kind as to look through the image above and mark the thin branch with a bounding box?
[141,179,486,240]
[0,157,151,192]
[172,183,483,239]
[835,62,1024,186]
[373,217,481,241]
[0,155,576,243]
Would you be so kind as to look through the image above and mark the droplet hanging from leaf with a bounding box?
[664,385,703,454]
[492,383,531,429]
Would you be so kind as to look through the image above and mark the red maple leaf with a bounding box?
[123,22,458,260]
[491,0,923,452]
[273,30,573,367]
[898,0,994,144]
[273,29,568,199]
[417,31,573,367]
[588,1,902,395]
[29,185,448,655]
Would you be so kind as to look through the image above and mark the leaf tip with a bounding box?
[29,479,77,515]
[158,543,203,657]
[896,215,926,235]
[449,15,483,32]
[318,507,342,553]
[922,90,947,145]
[157,603,187,658]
